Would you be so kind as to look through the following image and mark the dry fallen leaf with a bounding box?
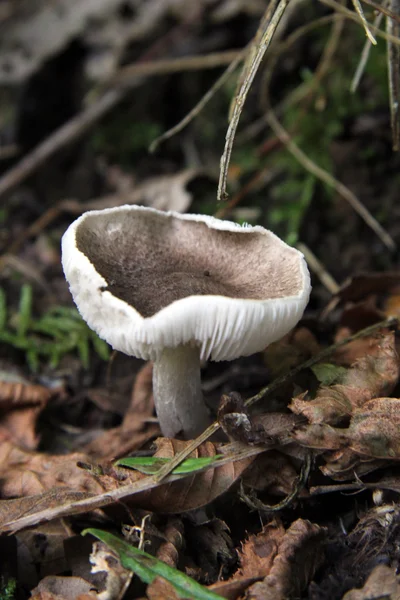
[0,378,59,450]
[212,519,325,599]
[294,397,400,461]
[290,331,399,425]
[83,362,158,460]
[263,327,320,379]
[342,564,400,599]
[30,574,98,599]
[239,521,286,579]
[132,438,255,513]
[245,519,325,600]
[0,438,261,532]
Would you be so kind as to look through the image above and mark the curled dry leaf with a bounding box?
[89,541,132,600]
[0,378,60,450]
[342,564,400,600]
[0,379,53,408]
[243,450,306,497]
[30,575,98,599]
[239,521,286,579]
[245,519,325,600]
[83,362,158,460]
[213,520,325,599]
[290,331,399,425]
[154,518,185,568]
[63,170,199,217]
[294,397,400,461]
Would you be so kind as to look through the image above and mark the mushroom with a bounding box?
[61,205,311,439]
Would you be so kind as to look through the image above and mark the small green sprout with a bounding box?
[0,284,110,371]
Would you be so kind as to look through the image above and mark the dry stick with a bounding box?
[3,443,266,534]
[0,88,124,200]
[0,51,241,200]
[361,0,400,23]
[114,49,241,85]
[149,50,245,153]
[216,17,345,219]
[387,0,400,151]
[238,14,338,144]
[265,110,396,251]
[351,10,384,92]
[296,242,340,295]
[352,0,377,43]
[320,0,400,45]
[217,0,290,201]
[155,317,398,483]
[256,14,395,250]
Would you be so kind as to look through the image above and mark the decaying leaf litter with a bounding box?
[1,1,400,598]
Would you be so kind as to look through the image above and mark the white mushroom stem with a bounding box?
[152,345,210,438]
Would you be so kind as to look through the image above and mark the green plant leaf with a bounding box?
[17,284,32,338]
[311,363,347,385]
[115,455,223,475]
[83,529,223,600]
[0,287,7,330]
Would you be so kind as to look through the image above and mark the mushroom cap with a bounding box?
[62,205,311,361]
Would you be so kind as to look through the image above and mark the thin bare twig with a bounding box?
[387,0,400,150]
[114,49,241,85]
[217,0,290,201]
[0,49,241,200]
[351,10,384,92]
[361,0,400,23]
[352,0,377,43]
[0,89,124,200]
[265,109,396,250]
[150,49,245,153]
[296,242,340,295]
[321,0,400,45]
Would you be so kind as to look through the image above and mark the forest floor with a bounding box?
[1,1,400,599]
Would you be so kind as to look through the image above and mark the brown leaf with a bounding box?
[83,362,158,460]
[88,541,132,600]
[0,439,261,532]
[0,380,58,450]
[290,331,399,425]
[337,272,400,303]
[30,575,97,599]
[239,521,285,579]
[342,564,400,600]
[133,438,254,513]
[347,398,400,458]
[0,490,95,531]
[146,577,180,600]
[295,396,400,477]
[0,442,111,499]
[0,380,54,408]
[242,450,303,497]
[264,327,320,379]
[155,518,184,568]
[246,519,326,600]
[208,578,260,599]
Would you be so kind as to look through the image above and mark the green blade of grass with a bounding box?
[17,284,32,338]
[83,529,224,600]
[115,455,222,475]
